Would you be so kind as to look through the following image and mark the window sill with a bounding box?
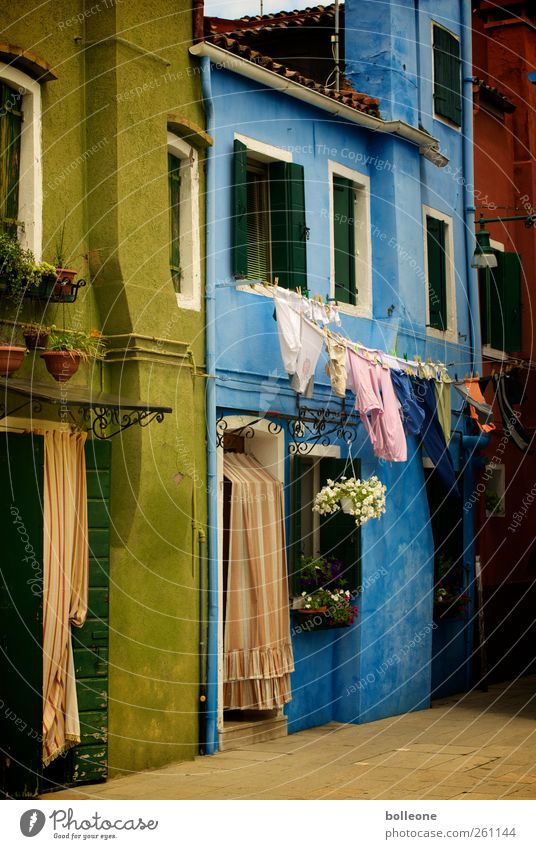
[433,111,462,132]
[426,325,458,344]
[337,302,372,320]
[482,346,508,361]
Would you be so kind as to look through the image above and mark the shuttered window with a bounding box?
[333,175,356,305]
[168,152,181,292]
[290,456,361,595]
[232,142,307,288]
[427,215,447,331]
[246,169,271,281]
[480,252,522,352]
[0,82,23,238]
[433,25,462,126]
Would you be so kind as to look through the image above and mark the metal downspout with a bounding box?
[199,55,218,755]
[460,0,484,690]
[461,0,480,375]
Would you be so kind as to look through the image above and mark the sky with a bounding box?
[204,0,290,18]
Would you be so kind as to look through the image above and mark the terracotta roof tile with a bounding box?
[205,4,380,119]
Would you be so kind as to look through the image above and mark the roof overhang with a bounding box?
[0,378,172,439]
[190,41,448,167]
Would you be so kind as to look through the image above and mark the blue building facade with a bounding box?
[192,0,482,753]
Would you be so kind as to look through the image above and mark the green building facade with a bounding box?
[0,0,207,795]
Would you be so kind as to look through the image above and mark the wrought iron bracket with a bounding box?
[216,401,361,455]
[78,406,168,440]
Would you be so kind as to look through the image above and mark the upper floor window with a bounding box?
[433,24,462,127]
[329,162,371,314]
[167,132,201,311]
[424,206,456,341]
[0,64,42,256]
[479,249,522,354]
[0,82,23,239]
[233,137,307,289]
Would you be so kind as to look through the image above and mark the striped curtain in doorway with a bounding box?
[223,453,294,710]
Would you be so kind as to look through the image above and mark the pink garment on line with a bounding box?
[346,348,384,450]
[346,349,407,462]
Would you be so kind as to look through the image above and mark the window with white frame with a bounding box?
[329,161,371,315]
[167,132,200,311]
[232,133,307,289]
[0,63,42,256]
[423,205,457,340]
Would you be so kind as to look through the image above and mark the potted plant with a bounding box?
[295,587,358,630]
[0,329,26,377]
[293,554,358,630]
[22,322,51,351]
[0,232,35,304]
[433,556,470,620]
[54,217,77,285]
[40,328,104,383]
[313,474,386,526]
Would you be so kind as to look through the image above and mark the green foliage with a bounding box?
[48,327,104,360]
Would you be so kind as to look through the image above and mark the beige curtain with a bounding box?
[223,453,294,710]
[42,430,89,766]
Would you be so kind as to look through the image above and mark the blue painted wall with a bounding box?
[209,0,476,739]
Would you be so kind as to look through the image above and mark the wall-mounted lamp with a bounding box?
[471,212,536,269]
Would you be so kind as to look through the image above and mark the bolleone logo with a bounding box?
[20,810,46,837]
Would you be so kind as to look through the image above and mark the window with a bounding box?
[484,464,505,517]
[233,138,307,288]
[0,82,23,238]
[0,64,42,256]
[426,215,447,331]
[424,207,456,339]
[167,132,200,311]
[329,162,371,312]
[433,24,462,126]
[479,251,522,353]
[290,456,361,596]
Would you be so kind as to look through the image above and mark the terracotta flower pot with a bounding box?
[55,268,77,283]
[41,350,81,382]
[0,345,26,378]
[24,330,50,351]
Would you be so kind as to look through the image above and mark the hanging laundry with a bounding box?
[325,335,347,398]
[435,378,452,443]
[376,364,407,462]
[414,378,459,496]
[454,380,495,432]
[291,317,325,395]
[273,287,301,375]
[494,375,532,452]
[390,370,425,436]
[346,348,384,452]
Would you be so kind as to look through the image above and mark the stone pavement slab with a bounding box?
[40,677,536,800]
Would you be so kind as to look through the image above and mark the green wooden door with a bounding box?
[0,433,44,798]
[70,439,112,785]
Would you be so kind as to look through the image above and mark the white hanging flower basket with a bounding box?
[312,475,387,527]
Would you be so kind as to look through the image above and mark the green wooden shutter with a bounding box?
[333,175,356,305]
[427,216,447,331]
[168,153,181,293]
[479,268,492,347]
[246,170,270,280]
[433,26,462,125]
[290,456,302,596]
[70,439,112,785]
[233,139,248,279]
[0,83,23,237]
[0,433,44,799]
[502,252,522,353]
[269,161,307,290]
[489,252,522,352]
[318,458,361,592]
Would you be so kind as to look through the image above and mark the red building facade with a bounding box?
[472,0,536,682]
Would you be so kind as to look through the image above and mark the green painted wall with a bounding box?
[1,1,207,775]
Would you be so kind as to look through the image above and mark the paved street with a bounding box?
[42,677,536,800]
